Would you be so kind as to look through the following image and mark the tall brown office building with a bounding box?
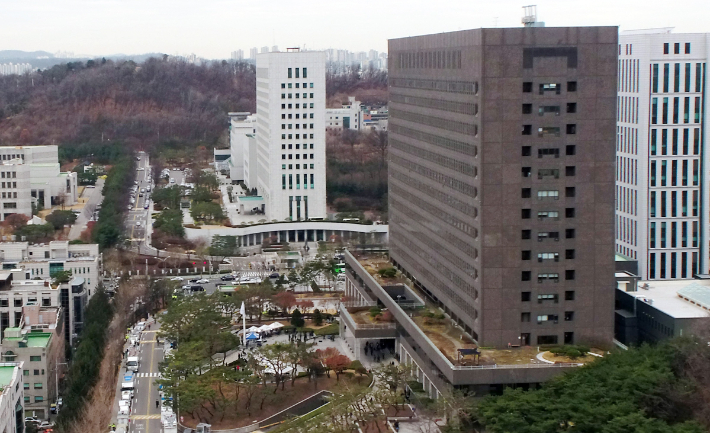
[388,27,617,348]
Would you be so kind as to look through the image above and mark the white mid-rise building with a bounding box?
[0,362,24,433]
[0,241,100,345]
[253,50,327,221]
[616,29,709,280]
[325,97,362,130]
[0,146,77,221]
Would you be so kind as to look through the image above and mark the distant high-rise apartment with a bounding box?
[250,47,258,59]
[261,46,269,54]
[615,30,709,280]
[254,50,327,221]
[388,26,618,347]
[231,49,244,61]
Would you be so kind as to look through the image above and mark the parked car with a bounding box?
[190,285,205,292]
[188,279,199,284]
[220,275,235,281]
[170,277,184,281]
[197,279,209,284]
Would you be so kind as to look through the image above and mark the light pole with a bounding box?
[54,361,68,409]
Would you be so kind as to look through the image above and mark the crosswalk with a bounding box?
[131,415,161,420]
[135,372,161,378]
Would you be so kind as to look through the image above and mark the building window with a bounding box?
[566,103,577,113]
[564,311,575,321]
[565,249,575,259]
[522,146,531,156]
[663,43,669,54]
[521,209,531,219]
[521,312,531,322]
[539,83,560,95]
[522,125,532,135]
[674,43,680,54]
[567,81,577,92]
[522,82,532,92]
[34,383,42,389]
[566,124,576,134]
[565,187,576,197]
[565,290,575,300]
[521,188,531,198]
[521,230,531,240]
[565,270,576,280]
[521,250,531,260]
[521,292,531,301]
[566,145,576,156]
[522,103,532,114]
[565,208,575,218]
[565,166,576,176]
[565,229,575,239]
[685,43,691,54]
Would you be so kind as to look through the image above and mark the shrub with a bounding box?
[369,306,382,318]
[377,267,397,278]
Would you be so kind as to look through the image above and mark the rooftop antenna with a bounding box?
[522,5,545,27]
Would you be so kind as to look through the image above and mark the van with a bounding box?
[120,381,135,397]
[126,356,139,372]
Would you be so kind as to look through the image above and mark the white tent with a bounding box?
[257,325,272,333]
[268,322,285,329]
[246,326,261,333]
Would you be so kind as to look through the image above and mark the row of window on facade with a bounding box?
[649,251,698,279]
[617,185,637,216]
[281,153,315,160]
[521,229,576,241]
[617,125,638,155]
[649,220,699,249]
[650,128,702,155]
[1,182,17,188]
[663,42,692,55]
[652,63,704,94]
[281,123,315,130]
[522,166,576,179]
[286,68,307,79]
[649,159,699,187]
[282,103,314,110]
[522,145,577,158]
[521,250,575,261]
[520,312,575,323]
[281,82,313,89]
[522,124,577,136]
[651,96,703,124]
[281,93,315,100]
[0,172,17,178]
[618,214,637,247]
[523,103,576,115]
[282,164,314,170]
[618,59,639,93]
[397,50,463,70]
[523,81,577,94]
[521,188,576,199]
[649,190,699,218]
[0,154,23,160]
[521,270,576,282]
[281,133,314,140]
[281,173,315,190]
[0,297,52,307]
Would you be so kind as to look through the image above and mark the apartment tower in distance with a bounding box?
[615,30,708,280]
[255,49,327,221]
[388,26,618,348]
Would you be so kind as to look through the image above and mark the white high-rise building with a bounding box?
[255,50,327,221]
[250,47,258,59]
[616,29,709,280]
[231,50,244,61]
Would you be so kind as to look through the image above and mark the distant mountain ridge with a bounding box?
[0,50,54,60]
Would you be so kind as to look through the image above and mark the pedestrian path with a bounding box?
[135,372,161,377]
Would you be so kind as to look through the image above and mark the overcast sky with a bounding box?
[3,0,709,59]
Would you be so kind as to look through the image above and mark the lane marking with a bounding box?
[132,415,161,420]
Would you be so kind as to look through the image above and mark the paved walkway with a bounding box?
[68,178,105,240]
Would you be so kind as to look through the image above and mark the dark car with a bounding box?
[220,275,236,281]
[269,272,280,279]
[190,285,205,292]
[188,279,199,284]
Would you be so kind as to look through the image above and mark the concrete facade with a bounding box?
[388,27,618,348]
[1,305,64,419]
[255,50,327,221]
[325,97,362,130]
[0,362,24,433]
[615,30,710,280]
[0,145,78,221]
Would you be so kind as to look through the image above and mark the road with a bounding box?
[127,153,153,245]
[68,178,105,240]
[113,320,164,433]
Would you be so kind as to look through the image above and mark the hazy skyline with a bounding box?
[3,0,710,59]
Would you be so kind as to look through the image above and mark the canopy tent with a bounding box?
[246,326,261,333]
[245,332,260,340]
[257,325,272,333]
[268,322,285,329]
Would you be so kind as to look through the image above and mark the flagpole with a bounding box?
[240,301,246,346]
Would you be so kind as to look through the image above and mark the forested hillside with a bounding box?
[0,58,256,148]
[0,58,387,150]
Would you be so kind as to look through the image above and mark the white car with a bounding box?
[170,277,183,281]
[196,278,209,284]
[136,221,141,227]
[121,390,132,401]
[127,205,133,210]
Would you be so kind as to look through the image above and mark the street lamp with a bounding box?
[53,361,68,409]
